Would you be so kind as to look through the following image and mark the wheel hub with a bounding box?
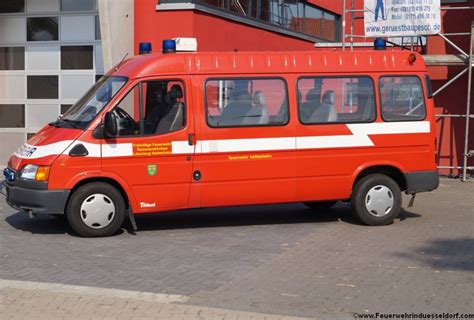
[80,194,116,229]
[365,185,394,217]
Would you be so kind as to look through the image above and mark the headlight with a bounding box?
[20,165,50,181]
[20,165,38,180]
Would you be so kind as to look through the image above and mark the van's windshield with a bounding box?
[51,76,128,130]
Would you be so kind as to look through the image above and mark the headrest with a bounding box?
[306,88,321,102]
[168,85,183,99]
[252,91,266,107]
[357,91,369,106]
[237,92,251,102]
[322,90,336,104]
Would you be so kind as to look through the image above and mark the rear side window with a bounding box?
[205,78,289,127]
[297,76,376,124]
[379,76,426,121]
[425,75,433,99]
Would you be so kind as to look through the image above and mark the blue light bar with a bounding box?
[162,39,176,54]
[3,168,15,182]
[374,38,387,50]
[139,42,152,55]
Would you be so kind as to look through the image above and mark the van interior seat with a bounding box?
[241,91,269,125]
[356,92,375,121]
[219,92,252,126]
[144,88,166,133]
[309,90,337,123]
[155,85,185,134]
[301,88,321,122]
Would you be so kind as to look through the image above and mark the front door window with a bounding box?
[110,80,186,138]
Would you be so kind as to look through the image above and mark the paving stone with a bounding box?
[0,179,473,319]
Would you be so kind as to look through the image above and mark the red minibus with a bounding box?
[1,44,439,237]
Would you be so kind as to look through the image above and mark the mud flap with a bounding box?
[408,194,416,208]
[128,209,138,231]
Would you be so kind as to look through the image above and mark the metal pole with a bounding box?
[442,33,471,36]
[350,0,354,51]
[432,67,469,96]
[436,114,474,118]
[438,166,474,169]
[462,22,474,181]
[342,0,346,51]
[439,33,469,58]
[440,6,474,10]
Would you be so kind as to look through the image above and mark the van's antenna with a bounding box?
[114,52,129,71]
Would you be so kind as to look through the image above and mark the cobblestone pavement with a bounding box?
[1,179,473,319]
[1,279,311,320]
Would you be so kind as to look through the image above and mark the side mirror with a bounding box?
[104,112,118,137]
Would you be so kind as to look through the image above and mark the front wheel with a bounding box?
[66,182,126,237]
[351,174,401,226]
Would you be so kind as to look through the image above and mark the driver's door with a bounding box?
[101,77,195,214]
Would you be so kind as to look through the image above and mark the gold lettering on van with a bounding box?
[133,142,172,156]
[228,154,272,160]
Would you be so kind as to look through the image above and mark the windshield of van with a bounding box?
[51,76,128,129]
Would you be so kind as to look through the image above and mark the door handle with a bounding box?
[188,133,195,146]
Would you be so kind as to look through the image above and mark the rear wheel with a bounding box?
[66,182,126,237]
[303,201,338,210]
[351,174,401,226]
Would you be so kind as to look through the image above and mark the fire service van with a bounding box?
[1,40,439,237]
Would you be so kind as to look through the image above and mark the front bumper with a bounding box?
[1,180,70,214]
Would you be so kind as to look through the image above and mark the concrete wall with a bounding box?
[98,0,134,72]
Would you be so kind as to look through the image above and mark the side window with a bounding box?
[111,80,186,137]
[205,78,289,127]
[298,76,376,124]
[143,80,185,135]
[425,75,433,99]
[379,76,426,121]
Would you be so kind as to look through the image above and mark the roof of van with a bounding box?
[110,50,427,79]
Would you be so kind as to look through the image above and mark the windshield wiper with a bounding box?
[49,118,82,129]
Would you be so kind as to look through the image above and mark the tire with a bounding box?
[351,174,401,226]
[303,201,338,210]
[66,182,126,237]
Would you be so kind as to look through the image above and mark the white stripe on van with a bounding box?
[296,134,374,149]
[197,137,296,153]
[172,141,195,154]
[12,121,430,159]
[347,121,431,135]
[196,121,429,153]
[14,140,75,159]
[102,143,133,157]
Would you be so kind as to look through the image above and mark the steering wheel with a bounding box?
[114,107,137,134]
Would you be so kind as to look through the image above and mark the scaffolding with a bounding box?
[340,3,474,181]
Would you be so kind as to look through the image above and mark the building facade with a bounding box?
[0,0,103,163]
